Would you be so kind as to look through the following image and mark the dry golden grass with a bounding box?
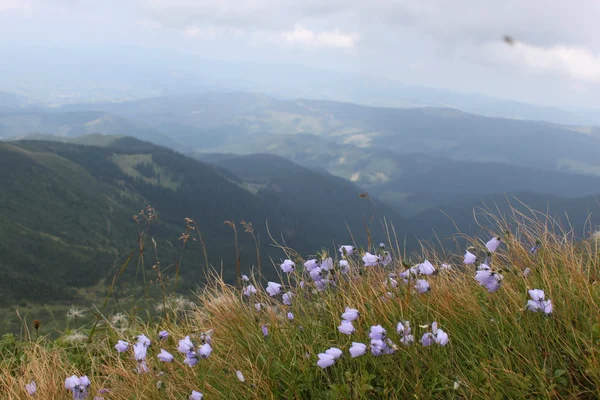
[3,210,600,399]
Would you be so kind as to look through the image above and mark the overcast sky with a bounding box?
[1,0,600,108]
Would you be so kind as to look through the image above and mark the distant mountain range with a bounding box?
[4,92,600,218]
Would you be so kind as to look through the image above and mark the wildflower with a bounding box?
[236,370,245,382]
[369,325,386,340]
[189,390,203,400]
[418,260,436,275]
[280,259,295,273]
[157,349,174,362]
[25,381,36,395]
[475,270,503,293]
[453,381,460,390]
[65,375,91,399]
[486,237,501,253]
[339,245,355,256]
[304,259,319,272]
[341,307,359,321]
[315,279,328,291]
[441,263,453,270]
[339,260,350,274]
[299,280,305,289]
[261,325,269,337]
[464,250,476,265]
[530,242,541,254]
[396,321,411,336]
[349,342,367,357]
[420,332,435,347]
[178,336,195,354]
[134,342,149,374]
[158,330,169,341]
[241,274,250,282]
[137,334,151,348]
[432,322,449,346]
[381,252,392,267]
[309,267,323,281]
[414,279,431,293]
[114,340,129,353]
[243,284,257,297]
[184,352,199,367]
[523,267,532,278]
[287,312,294,320]
[325,347,343,359]
[477,263,491,271]
[200,331,212,344]
[370,338,394,355]
[282,291,293,306]
[396,321,414,345]
[363,252,379,267]
[338,320,355,335]
[198,343,212,358]
[379,242,386,248]
[266,282,282,296]
[526,289,553,314]
[387,277,398,288]
[321,257,334,271]
[316,353,336,369]
[254,303,262,311]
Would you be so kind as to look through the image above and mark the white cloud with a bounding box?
[490,41,600,84]
[282,25,356,48]
[0,0,32,14]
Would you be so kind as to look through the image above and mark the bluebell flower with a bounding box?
[304,259,319,272]
[184,351,199,367]
[158,330,169,341]
[414,279,431,293]
[25,381,36,395]
[266,282,282,296]
[363,252,379,267]
[282,291,293,306]
[526,289,553,314]
[464,250,476,265]
[189,390,203,400]
[349,342,367,357]
[114,340,129,353]
[339,245,355,256]
[309,267,323,281]
[137,334,151,348]
[321,257,334,271]
[65,375,91,399]
[178,336,195,354]
[317,353,336,369]
[341,307,359,321]
[369,325,386,340]
[339,260,350,274]
[157,349,174,362]
[243,284,257,297]
[199,343,213,358]
[475,270,503,292]
[418,260,436,275]
[280,260,295,273]
[338,320,355,335]
[486,237,501,253]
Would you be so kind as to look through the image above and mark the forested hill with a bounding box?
[0,138,401,306]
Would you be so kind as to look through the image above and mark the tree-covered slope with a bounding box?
[0,138,400,306]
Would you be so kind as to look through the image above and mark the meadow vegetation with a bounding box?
[2,208,600,399]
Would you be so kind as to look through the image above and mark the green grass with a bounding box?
[2,210,600,399]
